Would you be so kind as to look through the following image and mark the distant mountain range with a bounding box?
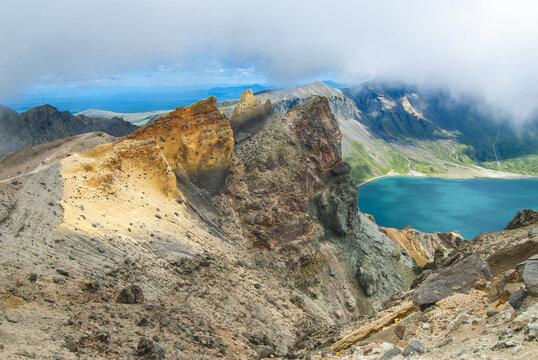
[0,104,137,157]
[219,80,538,182]
[2,80,536,181]
[76,109,171,127]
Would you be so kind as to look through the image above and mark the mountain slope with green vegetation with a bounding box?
[222,80,537,184]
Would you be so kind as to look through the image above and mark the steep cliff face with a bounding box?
[216,97,414,318]
[126,96,234,193]
[504,209,538,230]
[0,104,137,157]
[230,89,276,141]
[217,97,351,248]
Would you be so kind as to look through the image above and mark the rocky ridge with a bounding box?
[380,225,464,267]
[218,81,537,184]
[0,95,419,359]
[0,104,137,158]
[216,97,416,319]
[304,210,538,359]
[0,93,536,359]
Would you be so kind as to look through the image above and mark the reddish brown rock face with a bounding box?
[292,97,343,196]
[216,97,355,249]
[126,96,234,193]
[504,209,538,230]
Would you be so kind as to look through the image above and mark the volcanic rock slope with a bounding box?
[0,96,421,359]
[0,104,137,158]
[125,96,234,194]
[305,210,538,360]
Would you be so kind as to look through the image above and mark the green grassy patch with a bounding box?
[454,144,476,164]
[409,159,447,175]
[345,141,384,183]
[387,149,408,173]
[345,141,413,184]
[481,154,538,175]
[218,105,234,113]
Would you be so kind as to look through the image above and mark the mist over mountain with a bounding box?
[1,1,538,121]
[0,89,536,359]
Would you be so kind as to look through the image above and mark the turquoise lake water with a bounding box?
[357,176,538,239]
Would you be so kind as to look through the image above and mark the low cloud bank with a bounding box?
[1,0,537,121]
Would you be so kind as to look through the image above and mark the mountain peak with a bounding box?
[255,80,342,103]
[126,96,233,193]
[239,88,254,102]
[230,89,275,141]
[22,104,59,114]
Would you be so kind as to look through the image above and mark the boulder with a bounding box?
[522,260,538,296]
[117,285,145,304]
[402,340,425,356]
[380,347,401,360]
[508,289,528,310]
[136,337,164,359]
[413,255,492,309]
[256,345,274,360]
[394,323,406,340]
[357,266,378,297]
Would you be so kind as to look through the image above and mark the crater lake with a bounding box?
[357,176,538,239]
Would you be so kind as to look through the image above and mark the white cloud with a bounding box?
[1,0,538,120]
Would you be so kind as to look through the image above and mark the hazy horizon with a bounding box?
[2,1,538,121]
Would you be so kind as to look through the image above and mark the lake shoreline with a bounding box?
[357,171,533,187]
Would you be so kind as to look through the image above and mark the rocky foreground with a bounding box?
[0,93,536,359]
[310,211,538,359]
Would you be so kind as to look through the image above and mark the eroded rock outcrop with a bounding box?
[126,96,234,193]
[0,96,422,359]
[324,212,538,358]
[230,89,276,142]
[504,209,538,230]
[217,96,351,248]
[215,97,414,317]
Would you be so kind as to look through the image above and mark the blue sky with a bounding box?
[1,0,538,118]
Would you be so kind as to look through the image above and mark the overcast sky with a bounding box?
[1,0,538,119]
